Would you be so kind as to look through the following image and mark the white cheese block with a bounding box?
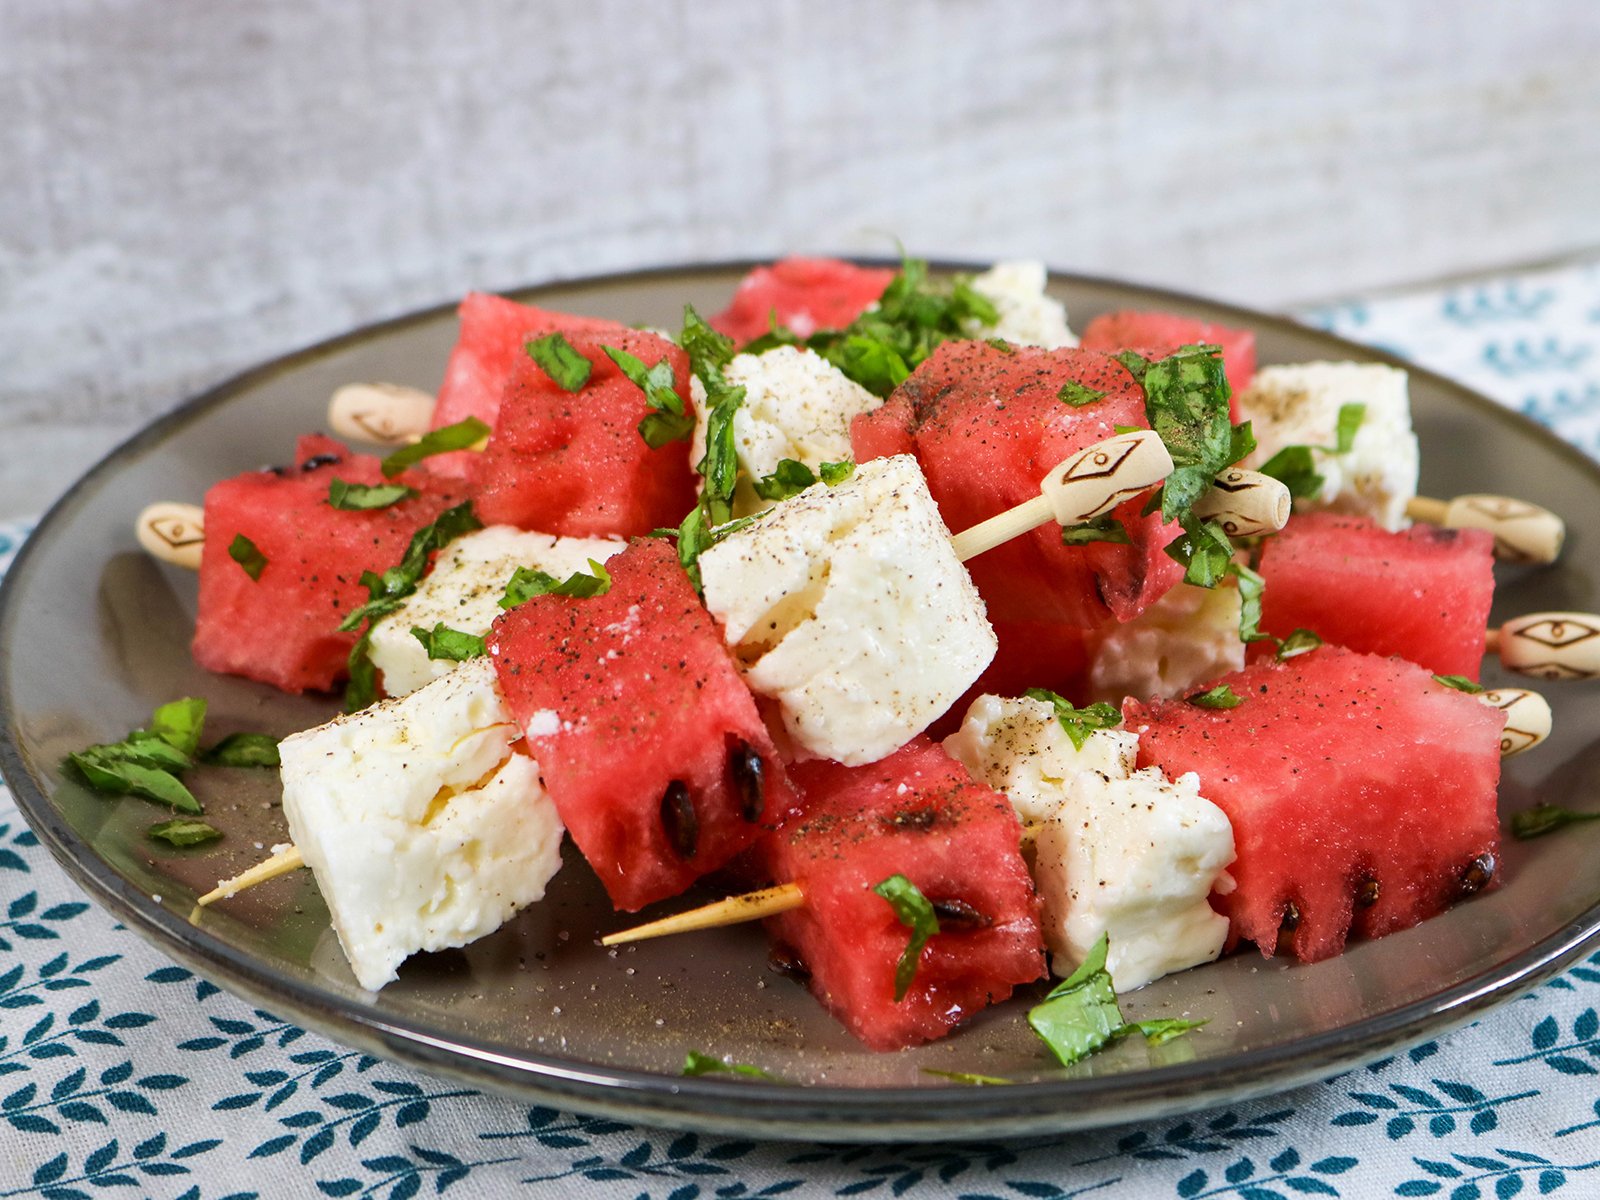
[1239,361,1419,531]
[699,454,996,766]
[1032,766,1234,991]
[369,526,624,697]
[966,260,1077,349]
[278,657,564,991]
[943,693,1137,825]
[690,346,882,517]
[1086,583,1246,703]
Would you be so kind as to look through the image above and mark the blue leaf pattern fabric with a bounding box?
[5,257,1600,1196]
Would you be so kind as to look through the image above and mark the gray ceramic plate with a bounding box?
[3,265,1599,1143]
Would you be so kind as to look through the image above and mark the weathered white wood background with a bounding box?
[4,0,1599,518]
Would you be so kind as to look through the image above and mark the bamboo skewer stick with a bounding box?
[197,845,304,907]
[600,883,806,946]
[1406,494,1565,564]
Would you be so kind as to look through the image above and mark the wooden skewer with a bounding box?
[601,882,806,946]
[950,430,1175,562]
[1406,494,1565,564]
[1488,612,1600,681]
[197,845,304,906]
[135,502,206,570]
[1191,469,1292,538]
[328,383,435,446]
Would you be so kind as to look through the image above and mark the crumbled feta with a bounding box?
[690,346,882,516]
[699,455,996,766]
[278,657,564,990]
[1032,766,1234,991]
[369,525,624,697]
[943,693,1137,825]
[1239,362,1419,530]
[1086,583,1245,703]
[944,691,1233,990]
[966,261,1077,348]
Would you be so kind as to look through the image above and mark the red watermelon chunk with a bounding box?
[472,329,698,538]
[851,340,1184,628]
[1079,310,1257,409]
[1125,646,1504,962]
[427,292,631,477]
[193,439,461,693]
[1257,512,1495,680]
[764,737,1045,1050]
[488,538,799,912]
[711,256,895,345]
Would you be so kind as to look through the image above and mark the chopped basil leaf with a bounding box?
[1433,674,1486,693]
[69,743,199,814]
[410,623,487,661]
[1511,804,1600,840]
[1334,402,1367,454]
[752,458,856,502]
[1058,380,1106,406]
[1164,518,1235,589]
[201,732,281,768]
[339,501,483,711]
[921,1068,1013,1086]
[1228,420,1257,465]
[682,1051,778,1080]
[873,873,940,1003]
[1258,444,1325,500]
[1060,516,1130,546]
[605,344,693,450]
[380,416,491,478]
[986,337,1016,354]
[148,696,207,757]
[1022,688,1122,751]
[147,819,223,847]
[328,478,418,511]
[1229,562,1272,645]
[228,533,267,581]
[1117,344,1236,524]
[1126,1017,1208,1046]
[499,558,613,608]
[1276,628,1323,660]
[680,307,746,522]
[1187,684,1243,709]
[678,305,737,378]
[526,331,593,392]
[1028,933,1204,1067]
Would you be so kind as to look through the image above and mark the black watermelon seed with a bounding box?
[660,781,698,859]
[1355,878,1381,909]
[1274,901,1301,956]
[767,946,810,982]
[730,742,766,823]
[300,453,342,472]
[930,898,992,931]
[1460,852,1496,896]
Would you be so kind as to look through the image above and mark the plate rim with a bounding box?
[4,260,1600,1141]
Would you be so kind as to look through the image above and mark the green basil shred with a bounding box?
[873,873,941,1002]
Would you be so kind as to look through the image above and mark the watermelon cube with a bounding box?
[427,292,630,477]
[1125,646,1505,962]
[487,538,799,912]
[851,340,1184,628]
[472,329,699,538]
[1256,511,1495,680]
[764,737,1046,1050]
[192,437,462,694]
[1079,309,1257,405]
[710,256,895,345]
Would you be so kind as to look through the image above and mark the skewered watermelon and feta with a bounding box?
[762,737,1046,1050]
[426,292,630,477]
[710,256,896,345]
[192,435,463,694]
[1126,646,1505,962]
[1255,511,1497,680]
[472,328,699,538]
[851,340,1185,629]
[488,538,800,911]
[698,454,997,767]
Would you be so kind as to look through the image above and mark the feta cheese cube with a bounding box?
[1086,583,1245,703]
[699,455,996,766]
[691,346,882,516]
[278,657,564,990]
[1033,766,1234,990]
[943,693,1137,825]
[944,692,1233,989]
[966,261,1077,349]
[369,526,624,697]
[1239,362,1419,530]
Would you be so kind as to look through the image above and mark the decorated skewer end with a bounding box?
[1477,688,1553,758]
[1491,612,1600,682]
[328,382,434,446]
[135,502,205,570]
[1040,429,1176,526]
[1406,494,1565,564]
[1192,469,1292,538]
